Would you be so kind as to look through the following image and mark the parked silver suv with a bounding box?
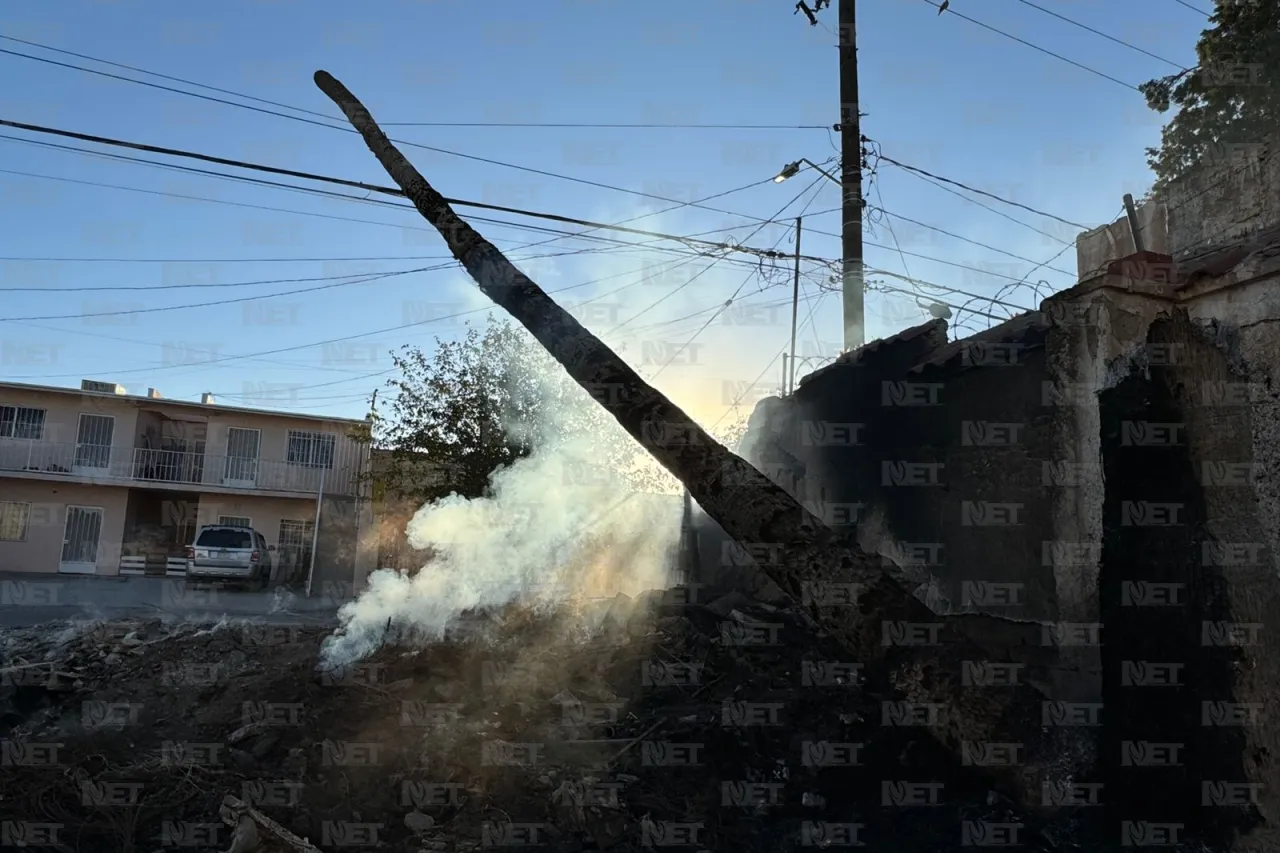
[184,525,274,589]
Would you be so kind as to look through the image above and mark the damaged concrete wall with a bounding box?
[1076,203,1171,282]
[727,316,1110,704]
[737,319,1062,616]
[1074,138,1278,273]
[1180,285,1280,850]
[1166,140,1278,260]
[1090,311,1271,846]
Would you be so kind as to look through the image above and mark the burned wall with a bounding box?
[1146,312,1279,848]
[737,319,1061,625]
[872,347,1060,623]
[1096,365,1238,842]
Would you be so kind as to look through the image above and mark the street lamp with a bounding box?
[773,158,840,187]
[774,155,863,353]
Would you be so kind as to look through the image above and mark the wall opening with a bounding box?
[1098,371,1246,845]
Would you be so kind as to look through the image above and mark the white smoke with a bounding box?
[318,338,682,668]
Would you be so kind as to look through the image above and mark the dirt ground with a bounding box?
[0,590,1209,852]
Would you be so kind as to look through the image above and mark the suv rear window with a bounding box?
[196,528,253,549]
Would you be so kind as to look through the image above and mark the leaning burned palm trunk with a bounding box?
[312,71,819,554]
[313,69,1073,808]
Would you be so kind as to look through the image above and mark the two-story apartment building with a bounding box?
[0,379,375,589]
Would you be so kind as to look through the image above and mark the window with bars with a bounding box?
[0,502,30,541]
[286,430,336,469]
[218,516,252,529]
[278,519,315,548]
[0,405,45,440]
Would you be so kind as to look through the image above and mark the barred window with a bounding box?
[0,502,30,541]
[0,405,45,440]
[286,430,335,469]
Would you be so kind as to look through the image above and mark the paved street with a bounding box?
[0,574,346,628]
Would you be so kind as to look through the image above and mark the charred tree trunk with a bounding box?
[313,69,1075,810]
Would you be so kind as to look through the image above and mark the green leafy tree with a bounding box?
[1141,0,1280,193]
[368,316,679,504]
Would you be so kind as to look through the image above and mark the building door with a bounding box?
[278,519,315,585]
[223,428,260,487]
[73,414,115,475]
[161,498,199,554]
[60,506,103,573]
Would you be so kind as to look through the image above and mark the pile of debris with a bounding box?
[2,591,1123,852]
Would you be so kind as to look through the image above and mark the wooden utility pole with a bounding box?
[839,0,865,350]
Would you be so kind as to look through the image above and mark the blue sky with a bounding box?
[0,0,1209,428]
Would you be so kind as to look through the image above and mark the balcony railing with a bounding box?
[0,438,364,496]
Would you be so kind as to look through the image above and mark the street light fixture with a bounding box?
[773,155,863,353]
[772,157,840,187]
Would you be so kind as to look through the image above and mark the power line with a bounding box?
[2,128,796,251]
[1012,0,1189,70]
[0,121,832,261]
[0,163,823,277]
[5,154,839,386]
[4,317,380,377]
[0,254,450,264]
[0,267,431,322]
[4,171,791,377]
[0,44,819,221]
[0,35,348,123]
[6,242,772,384]
[614,173,829,334]
[890,165,1074,247]
[871,281,1007,323]
[621,284,828,339]
[0,186,791,292]
[14,251,709,384]
[3,35,1106,283]
[0,129,849,281]
[874,153,1092,231]
[221,285,834,405]
[711,279,831,428]
[1172,0,1211,16]
[863,270,1034,313]
[210,250,761,400]
[924,0,1139,90]
[380,122,827,130]
[647,176,831,383]
[0,162,849,356]
[0,41,1098,390]
[0,169,824,328]
[870,207,1077,276]
[869,175,917,295]
[3,127,809,265]
[0,264,455,293]
[0,32,824,132]
[212,255,1043,413]
[861,237,1063,286]
[6,118,1079,296]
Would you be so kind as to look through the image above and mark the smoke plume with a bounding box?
[318,331,682,668]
